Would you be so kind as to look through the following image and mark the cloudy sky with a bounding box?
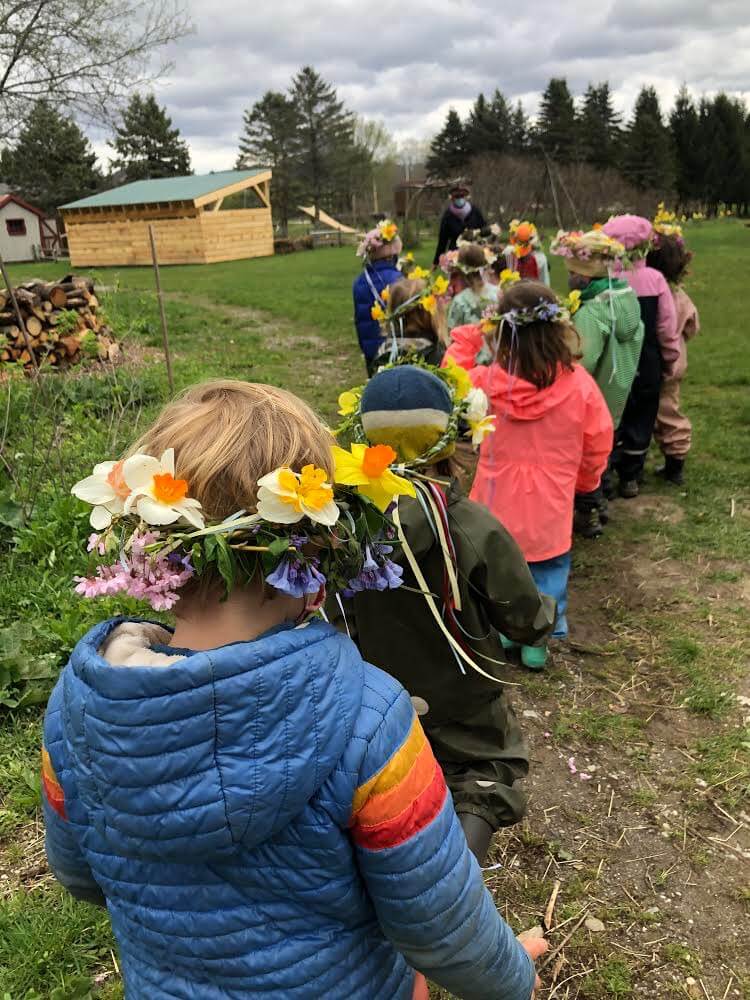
[94,0,750,173]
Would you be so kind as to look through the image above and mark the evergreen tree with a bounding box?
[578,82,621,169]
[509,101,529,155]
[535,78,577,161]
[698,94,750,211]
[289,66,355,219]
[465,91,511,156]
[0,100,100,214]
[426,109,469,177]
[669,86,702,207]
[237,91,301,234]
[111,94,191,182]
[622,86,673,191]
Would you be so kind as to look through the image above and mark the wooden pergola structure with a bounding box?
[60,170,274,266]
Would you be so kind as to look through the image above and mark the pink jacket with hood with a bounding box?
[601,215,680,375]
[446,326,613,562]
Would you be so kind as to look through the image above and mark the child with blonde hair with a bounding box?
[44,379,546,999]
[446,242,499,329]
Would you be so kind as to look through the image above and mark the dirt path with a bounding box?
[480,498,749,999]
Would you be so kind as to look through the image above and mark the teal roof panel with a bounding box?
[60,170,268,210]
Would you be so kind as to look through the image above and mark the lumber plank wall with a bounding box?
[63,208,274,266]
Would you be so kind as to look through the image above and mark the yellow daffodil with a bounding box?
[468,415,496,446]
[380,221,398,242]
[332,443,415,512]
[256,465,339,526]
[432,275,449,296]
[565,289,582,315]
[480,318,496,334]
[337,389,361,417]
[381,286,390,303]
[419,293,437,314]
[443,356,473,401]
[72,459,132,529]
[407,266,430,280]
[499,268,520,287]
[371,303,386,322]
[404,251,414,261]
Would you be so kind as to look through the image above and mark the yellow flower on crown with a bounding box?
[499,268,520,287]
[565,289,582,315]
[332,443,416,512]
[420,293,437,314]
[256,465,340,526]
[443,356,472,401]
[338,389,361,416]
[431,275,449,296]
[371,303,386,322]
[407,266,430,280]
[381,286,390,303]
[379,220,398,242]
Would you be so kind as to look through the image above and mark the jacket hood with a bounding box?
[588,282,643,344]
[487,364,581,421]
[63,618,364,861]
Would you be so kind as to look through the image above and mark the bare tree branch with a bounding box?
[0,0,191,139]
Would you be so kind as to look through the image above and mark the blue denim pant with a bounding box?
[528,551,571,639]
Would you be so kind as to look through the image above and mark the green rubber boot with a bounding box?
[521,644,548,670]
[499,633,520,652]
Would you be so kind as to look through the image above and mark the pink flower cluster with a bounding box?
[75,530,194,611]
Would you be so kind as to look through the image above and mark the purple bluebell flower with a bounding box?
[345,544,404,594]
[266,555,326,598]
[536,300,561,321]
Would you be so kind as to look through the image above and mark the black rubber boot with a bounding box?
[598,495,610,524]
[459,813,494,865]
[619,478,639,499]
[574,506,603,538]
[656,456,685,485]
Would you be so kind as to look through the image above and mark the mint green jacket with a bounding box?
[573,279,644,424]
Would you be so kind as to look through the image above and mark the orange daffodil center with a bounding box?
[105,461,130,500]
[152,472,189,505]
[332,443,416,512]
[277,465,334,514]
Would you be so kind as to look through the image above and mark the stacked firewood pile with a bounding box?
[0,275,119,370]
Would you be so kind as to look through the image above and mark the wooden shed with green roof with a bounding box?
[60,169,273,266]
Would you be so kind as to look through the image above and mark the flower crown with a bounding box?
[509,219,539,257]
[357,218,400,258]
[652,203,685,246]
[451,239,499,273]
[337,356,495,460]
[549,229,626,263]
[71,444,420,611]
[481,295,571,334]
[370,269,450,324]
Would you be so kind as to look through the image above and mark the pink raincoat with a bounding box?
[446,325,613,562]
[614,259,680,375]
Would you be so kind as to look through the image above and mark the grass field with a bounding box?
[1,221,748,998]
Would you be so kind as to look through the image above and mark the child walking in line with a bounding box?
[503,220,550,284]
[446,242,499,330]
[353,218,403,373]
[369,272,450,370]
[45,379,547,1000]
[332,363,556,863]
[550,228,644,537]
[647,220,700,485]
[601,214,679,498]
[445,282,613,668]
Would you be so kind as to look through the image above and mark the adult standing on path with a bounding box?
[433,181,485,265]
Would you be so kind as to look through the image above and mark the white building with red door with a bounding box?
[0,192,58,262]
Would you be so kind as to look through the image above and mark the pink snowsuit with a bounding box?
[654,286,700,458]
[445,325,613,562]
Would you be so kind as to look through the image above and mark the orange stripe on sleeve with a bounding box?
[354,739,436,829]
[352,762,447,851]
[352,715,426,815]
[41,747,67,820]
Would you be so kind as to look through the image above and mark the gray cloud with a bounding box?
[100,0,750,172]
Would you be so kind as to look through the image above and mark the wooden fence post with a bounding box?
[148,225,174,395]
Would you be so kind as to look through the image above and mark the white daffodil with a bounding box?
[71,460,131,529]
[122,448,205,529]
[256,465,339,526]
[469,415,496,447]
[465,387,490,423]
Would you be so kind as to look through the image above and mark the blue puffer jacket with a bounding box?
[43,618,535,999]
[352,258,402,362]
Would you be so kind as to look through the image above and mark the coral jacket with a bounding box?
[446,326,613,562]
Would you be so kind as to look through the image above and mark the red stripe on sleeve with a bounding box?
[42,771,67,820]
[352,762,447,851]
